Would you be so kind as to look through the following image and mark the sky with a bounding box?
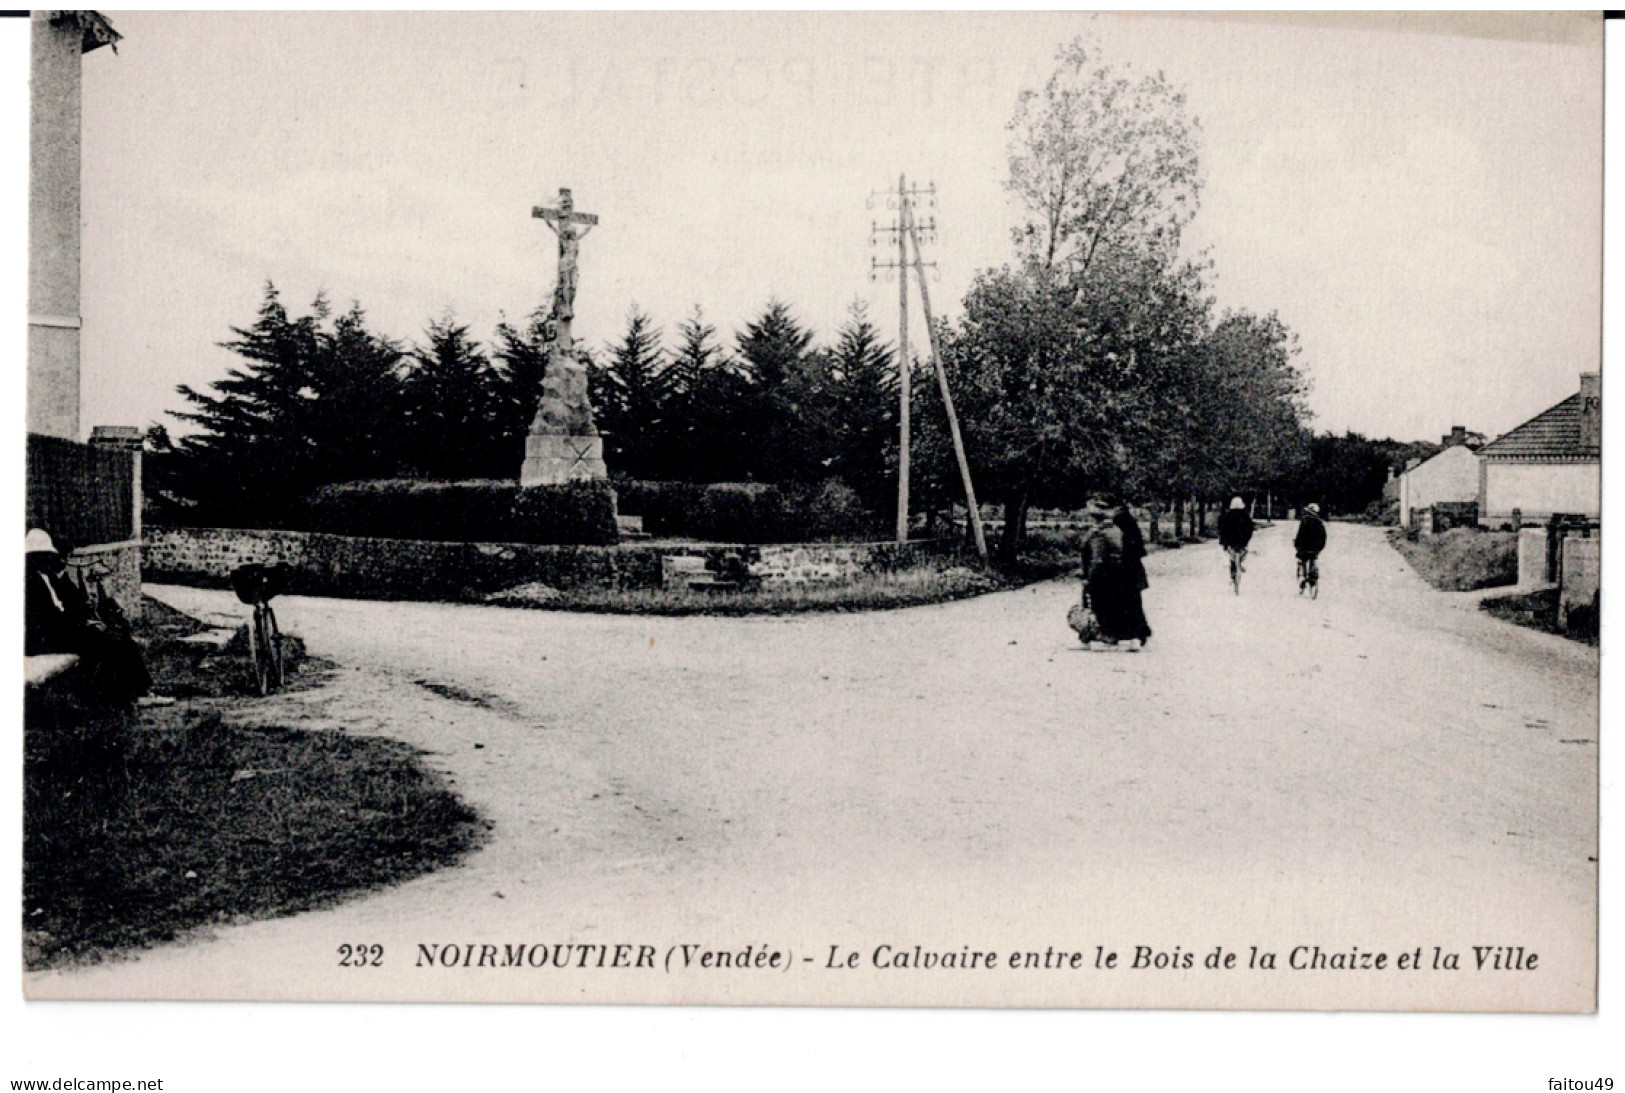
[33,11,1614,445]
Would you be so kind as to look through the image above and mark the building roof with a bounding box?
[1404,442,1479,476]
[51,11,121,54]
[1478,392,1599,461]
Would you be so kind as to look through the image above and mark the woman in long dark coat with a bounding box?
[1080,500,1152,647]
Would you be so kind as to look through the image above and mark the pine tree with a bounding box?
[401,314,502,480]
[598,306,671,479]
[491,305,553,476]
[825,300,898,519]
[734,299,822,482]
[167,283,329,522]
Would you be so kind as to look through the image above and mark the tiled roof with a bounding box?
[1479,393,1599,460]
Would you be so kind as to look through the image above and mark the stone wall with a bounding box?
[145,527,961,602]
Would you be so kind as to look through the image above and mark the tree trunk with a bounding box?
[1000,489,1029,564]
[1174,497,1185,540]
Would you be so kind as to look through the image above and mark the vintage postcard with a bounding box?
[17,9,1604,1029]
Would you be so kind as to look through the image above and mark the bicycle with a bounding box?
[1226,547,1247,595]
[1297,554,1320,599]
[230,563,286,695]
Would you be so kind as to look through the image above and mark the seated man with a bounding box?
[25,529,161,707]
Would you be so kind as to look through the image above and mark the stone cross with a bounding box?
[521,187,609,486]
[533,187,597,329]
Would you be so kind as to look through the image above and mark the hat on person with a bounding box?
[1306,503,1321,515]
[1229,497,1245,510]
[24,528,57,554]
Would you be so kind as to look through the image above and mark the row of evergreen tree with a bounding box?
[148,286,906,525]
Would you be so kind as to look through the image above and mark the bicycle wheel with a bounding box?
[264,605,285,690]
[1230,553,1240,595]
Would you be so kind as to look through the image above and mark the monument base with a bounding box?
[520,433,608,487]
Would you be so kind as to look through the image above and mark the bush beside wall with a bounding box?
[299,479,618,546]
[613,477,878,542]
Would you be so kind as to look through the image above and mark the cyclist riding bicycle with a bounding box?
[1217,496,1254,570]
[1294,503,1328,593]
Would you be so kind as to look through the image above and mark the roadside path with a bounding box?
[32,524,1597,1009]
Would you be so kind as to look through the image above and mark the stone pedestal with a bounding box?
[520,434,607,486]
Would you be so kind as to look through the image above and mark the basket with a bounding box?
[1067,601,1101,643]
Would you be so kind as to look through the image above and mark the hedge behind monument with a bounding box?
[511,480,619,545]
[301,479,618,546]
[614,477,877,542]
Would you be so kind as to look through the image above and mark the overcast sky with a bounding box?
[31,12,1610,443]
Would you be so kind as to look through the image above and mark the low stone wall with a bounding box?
[144,526,962,602]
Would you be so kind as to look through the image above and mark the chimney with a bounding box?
[1442,425,1467,448]
[1579,372,1600,451]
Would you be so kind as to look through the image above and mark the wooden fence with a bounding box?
[25,433,134,549]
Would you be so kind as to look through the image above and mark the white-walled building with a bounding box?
[1399,442,1480,529]
[1477,373,1601,527]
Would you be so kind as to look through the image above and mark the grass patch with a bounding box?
[1480,588,1599,645]
[24,710,484,970]
[1388,527,1517,591]
[494,565,1005,616]
[23,596,484,971]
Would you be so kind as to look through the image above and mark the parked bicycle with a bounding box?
[230,563,286,695]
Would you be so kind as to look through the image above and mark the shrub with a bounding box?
[303,479,518,542]
[609,477,878,543]
[512,480,620,545]
[1391,526,1516,591]
[616,479,707,537]
[298,478,618,546]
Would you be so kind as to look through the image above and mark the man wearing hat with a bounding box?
[26,528,156,706]
[1294,504,1328,590]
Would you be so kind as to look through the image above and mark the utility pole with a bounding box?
[870,176,934,542]
[905,210,988,562]
[871,179,988,562]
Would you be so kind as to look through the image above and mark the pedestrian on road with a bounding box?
[1080,499,1152,648]
[1110,496,1151,592]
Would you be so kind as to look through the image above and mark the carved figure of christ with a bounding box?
[533,187,598,329]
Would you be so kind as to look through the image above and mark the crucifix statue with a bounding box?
[520,187,609,487]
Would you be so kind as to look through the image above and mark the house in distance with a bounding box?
[1476,372,1601,528]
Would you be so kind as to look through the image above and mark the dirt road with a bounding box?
[32,523,1597,1009]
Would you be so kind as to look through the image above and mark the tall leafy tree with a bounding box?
[1007,33,1204,275]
